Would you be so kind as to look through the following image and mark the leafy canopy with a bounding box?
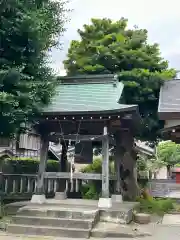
[0,0,67,136]
[137,153,164,175]
[156,141,180,167]
[64,18,176,141]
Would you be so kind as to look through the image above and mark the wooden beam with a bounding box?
[171,131,180,138]
[61,134,104,141]
[44,172,116,180]
[48,134,116,145]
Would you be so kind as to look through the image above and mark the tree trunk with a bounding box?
[167,165,171,179]
[118,131,139,201]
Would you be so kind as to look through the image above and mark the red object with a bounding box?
[172,168,180,183]
[176,172,180,183]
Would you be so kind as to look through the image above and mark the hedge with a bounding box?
[1,157,59,174]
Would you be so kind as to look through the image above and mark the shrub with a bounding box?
[80,157,114,199]
[81,183,99,200]
[137,197,174,215]
[1,157,59,174]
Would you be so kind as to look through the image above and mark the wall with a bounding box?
[0,133,41,158]
[154,166,168,179]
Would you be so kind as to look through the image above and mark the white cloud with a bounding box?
[51,0,180,73]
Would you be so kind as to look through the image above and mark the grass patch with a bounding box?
[137,197,174,216]
[171,203,180,212]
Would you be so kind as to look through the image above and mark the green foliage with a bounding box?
[0,0,68,136]
[137,197,174,215]
[81,157,114,174]
[80,157,114,199]
[137,153,164,174]
[157,141,180,167]
[64,18,176,141]
[137,188,174,215]
[80,183,99,200]
[2,157,59,174]
[137,154,149,171]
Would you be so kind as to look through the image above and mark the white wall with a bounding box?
[153,166,168,179]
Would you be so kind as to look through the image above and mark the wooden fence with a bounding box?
[1,173,180,201]
[0,172,116,201]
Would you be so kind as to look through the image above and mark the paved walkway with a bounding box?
[1,226,180,240]
[1,214,180,240]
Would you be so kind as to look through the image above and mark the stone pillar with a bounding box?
[98,126,112,208]
[31,136,49,204]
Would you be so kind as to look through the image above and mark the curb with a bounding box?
[91,229,152,238]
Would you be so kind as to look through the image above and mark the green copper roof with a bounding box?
[43,75,137,114]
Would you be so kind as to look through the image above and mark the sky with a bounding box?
[50,0,180,75]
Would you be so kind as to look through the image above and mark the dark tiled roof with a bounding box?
[43,75,137,114]
[158,79,180,113]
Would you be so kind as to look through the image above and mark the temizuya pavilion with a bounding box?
[32,74,140,207]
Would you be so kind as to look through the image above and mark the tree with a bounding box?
[137,153,164,179]
[0,0,68,136]
[156,141,180,176]
[64,18,176,142]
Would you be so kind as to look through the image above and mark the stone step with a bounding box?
[91,222,152,238]
[46,199,98,207]
[12,215,93,229]
[7,224,91,238]
[99,209,133,224]
[18,207,98,220]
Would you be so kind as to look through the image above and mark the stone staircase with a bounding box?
[7,204,99,238]
[6,199,141,238]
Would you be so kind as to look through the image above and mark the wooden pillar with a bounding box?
[0,171,2,198]
[111,132,124,203]
[114,137,121,194]
[36,137,49,194]
[98,126,112,208]
[0,171,2,216]
[60,141,69,172]
[31,136,49,203]
[101,126,109,198]
[55,141,69,199]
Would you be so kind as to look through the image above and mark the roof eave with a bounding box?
[158,111,180,120]
[42,105,138,116]
[57,74,118,84]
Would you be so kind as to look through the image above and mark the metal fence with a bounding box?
[148,179,180,198]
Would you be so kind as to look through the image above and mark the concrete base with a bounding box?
[134,213,151,224]
[162,214,180,225]
[91,222,152,238]
[98,198,112,209]
[54,192,67,200]
[111,194,123,203]
[30,194,46,204]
